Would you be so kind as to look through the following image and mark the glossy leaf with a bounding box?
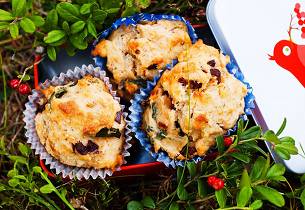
[80,3,92,15]
[56,2,81,22]
[177,184,188,200]
[237,187,252,207]
[215,189,227,208]
[141,196,155,209]
[186,161,196,178]
[8,178,20,187]
[12,0,26,17]
[92,9,107,22]
[250,156,266,181]
[47,46,56,61]
[87,19,97,38]
[240,126,261,140]
[169,202,179,210]
[44,9,58,31]
[70,20,85,34]
[263,130,280,144]
[240,169,251,188]
[32,166,42,173]
[29,15,45,27]
[300,189,305,209]
[127,201,143,210]
[197,178,207,198]
[62,21,70,34]
[254,186,285,207]
[0,10,14,21]
[9,23,19,39]
[44,30,65,44]
[40,184,55,194]
[230,152,250,163]
[250,200,263,210]
[216,136,225,154]
[0,22,9,30]
[20,17,36,33]
[276,118,286,136]
[266,164,285,179]
[18,143,30,157]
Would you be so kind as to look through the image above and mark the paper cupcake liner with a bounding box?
[23,65,132,179]
[92,13,198,74]
[128,59,255,168]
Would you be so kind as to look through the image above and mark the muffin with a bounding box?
[142,40,248,160]
[92,19,192,99]
[34,75,126,170]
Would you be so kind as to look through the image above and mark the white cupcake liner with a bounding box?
[23,64,132,179]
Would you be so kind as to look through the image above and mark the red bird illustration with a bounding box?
[269,39,305,88]
[269,5,305,88]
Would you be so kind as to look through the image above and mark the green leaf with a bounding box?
[237,119,244,137]
[237,187,252,207]
[276,118,286,136]
[280,136,295,144]
[274,146,290,160]
[8,178,19,187]
[56,2,81,22]
[106,8,120,14]
[127,201,143,210]
[0,22,9,30]
[47,46,56,61]
[70,20,85,34]
[240,169,251,188]
[216,136,225,154]
[230,152,250,163]
[44,30,65,44]
[260,155,270,179]
[197,179,207,198]
[92,9,107,22]
[20,17,35,33]
[276,142,298,155]
[300,174,305,184]
[240,126,261,140]
[17,74,30,81]
[0,184,5,192]
[169,202,179,210]
[254,186,285,207]
[300,189,305,209]
[44,9,58,31]
[18,143,30,157]
[66,43,76,56]
[13,175,27,181]
[186,205,196,210]
[263,130,280,144]
[177,184,188,200]
[40,184,55,194]
[87,19,97,38]
[7,169,18,178]
[69,27,87,49]
[141,196,155,209]
[8,155,27,165]
[269,175,286,182]
[62,21,70,34]
[0,9,14,21]
[250,156,266,181]
[215,189,227,208]
[266,164,285,179]
[250,200,263,210]
[32,166,42,173]
[186,161,196,178]
[29,15,45,27]
[9,23,19,39]
[80,3,92,15]
[12,0,26,17]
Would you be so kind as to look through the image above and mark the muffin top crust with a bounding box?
[92,19,192,98]
[35,75,125,169]
[142,40,248,160]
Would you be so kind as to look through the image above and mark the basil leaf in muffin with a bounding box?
[96,128,121,138]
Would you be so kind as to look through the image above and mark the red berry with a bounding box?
[302,27,305,33]
[295,3,301,10]
[207,176,225,190]
[18,83,31,95]
[298,19,304,25]
[302,32,305,39]
[224,137,233,147]
[294,8,300,14]
[213,178,225,190]
[301,12,305,17]
[207,176,218,186]
[297,13,302,19]
[8,79,20,89]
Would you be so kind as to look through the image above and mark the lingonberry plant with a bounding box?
[127,118,305,210]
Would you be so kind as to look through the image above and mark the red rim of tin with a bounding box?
[35,23,207,178]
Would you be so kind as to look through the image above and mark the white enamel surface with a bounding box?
[207,0,305,173]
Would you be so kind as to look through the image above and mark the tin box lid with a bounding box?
[207,0,305,173]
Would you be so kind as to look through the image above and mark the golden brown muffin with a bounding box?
[35,75,125,169]
[142,40,248,160]
[92,20,192,99]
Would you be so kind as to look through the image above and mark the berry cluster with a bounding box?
[8,79,31,95]
[294,3,305,38]
[223,137,233,147]
[207,176,225,191]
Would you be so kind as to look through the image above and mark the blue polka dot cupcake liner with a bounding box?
[92,13,198,73]
[128,59,255,168]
